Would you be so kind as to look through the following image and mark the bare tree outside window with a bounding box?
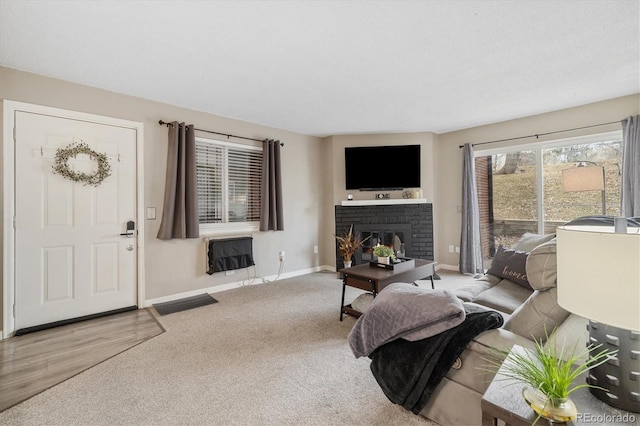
[493,152,521,175]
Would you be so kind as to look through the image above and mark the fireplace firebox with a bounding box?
[353,224,411,264]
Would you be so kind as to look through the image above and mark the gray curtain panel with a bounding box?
[157,122,199,240]
[260,139,284,231]
[621,115,640,217]
[460,143,483,274]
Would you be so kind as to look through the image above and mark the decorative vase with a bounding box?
[343,260,352,268]
[522,386,577,423]
[378,256,390,265]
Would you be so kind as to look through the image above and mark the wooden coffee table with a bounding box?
[338,259,436,320]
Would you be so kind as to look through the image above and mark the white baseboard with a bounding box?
[436,264,459,271]
[325,262,458,274]
[143,265,334,307]
[142,263,461,308]
[318,263,457,273]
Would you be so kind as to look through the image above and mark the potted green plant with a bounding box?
[483,330,617,424]
[373,244,396,265]
[335,225,369,267]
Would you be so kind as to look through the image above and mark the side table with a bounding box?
[481,345,639,426]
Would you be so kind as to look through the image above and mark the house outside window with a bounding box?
[474,131,622,267]
[195,137,262,235]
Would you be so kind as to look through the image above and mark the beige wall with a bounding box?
[321,133,436,266]
[433,94,640,268]
[320,136,336,267]
[1,66,326,318]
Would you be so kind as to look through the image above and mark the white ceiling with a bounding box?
[1,1,638,136]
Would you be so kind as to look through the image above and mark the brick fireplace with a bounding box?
[334,202,433,269]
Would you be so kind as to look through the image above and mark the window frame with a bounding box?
[195,136,263,236]
[473,130,623,235]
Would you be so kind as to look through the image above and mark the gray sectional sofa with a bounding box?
[420,234,588,425]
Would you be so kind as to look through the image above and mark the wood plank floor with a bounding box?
[0,308,164,412]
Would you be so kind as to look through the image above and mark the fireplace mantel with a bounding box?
[340,198,427,206]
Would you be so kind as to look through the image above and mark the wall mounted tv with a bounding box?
[345,144,421,190]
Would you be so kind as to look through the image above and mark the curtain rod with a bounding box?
[458,120,620,149]
[158,120,284,146]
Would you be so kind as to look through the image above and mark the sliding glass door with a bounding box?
[474,132,622,266]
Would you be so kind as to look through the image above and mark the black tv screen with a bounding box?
[345,145,421,190]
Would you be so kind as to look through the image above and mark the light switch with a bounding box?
[146,207,156,220]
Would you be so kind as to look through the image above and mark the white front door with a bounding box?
[13,111,138,330]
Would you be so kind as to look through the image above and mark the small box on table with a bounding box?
[369,257,416,273]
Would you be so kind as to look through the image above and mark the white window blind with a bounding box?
[196,137,262,227]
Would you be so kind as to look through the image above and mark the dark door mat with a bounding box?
[153,293,218,316]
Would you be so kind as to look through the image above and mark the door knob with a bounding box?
[120,220,135,238]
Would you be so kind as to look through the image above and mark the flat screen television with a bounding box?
[345,144,421,190]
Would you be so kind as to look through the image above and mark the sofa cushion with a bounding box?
[544,314,588,362]
[420,377,484,426]
[454,274,500,302]
[443,326,535,394]
[526,238,557,291]
[472,280,532,314]
[513,232,556,252]
[503,287,570,342]
[503,238,570,341]
[486,246,531,289]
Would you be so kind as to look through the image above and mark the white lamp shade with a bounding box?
[557,226,640,331]
[561,166,604,192]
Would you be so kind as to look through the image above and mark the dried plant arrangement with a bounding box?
[335,225,369,263]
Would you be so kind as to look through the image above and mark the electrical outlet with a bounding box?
[279,251,285,261]
[455,246,460,253]
[449,245,454,253]
[225,270,235,276]
[313,245,318,254]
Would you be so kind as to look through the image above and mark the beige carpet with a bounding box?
[0,270,471,426]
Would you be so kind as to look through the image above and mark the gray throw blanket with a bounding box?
[370,303,504,414]
[348,283,465,358]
